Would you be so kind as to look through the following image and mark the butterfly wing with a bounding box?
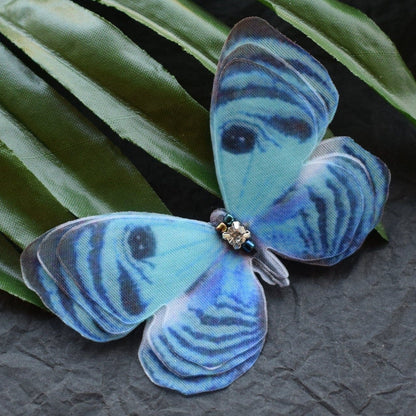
[211,17,389,269]
[211,17,338,221]
[139,249,266,395]
[251,137,390,265]
[35,217,142,334]
[21,213,224,340]
[21,234,124,342]
[22,212,266,394]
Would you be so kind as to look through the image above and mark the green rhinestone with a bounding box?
[223,214,234,226]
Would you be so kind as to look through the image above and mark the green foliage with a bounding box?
[0,44,168,220]
[0,234,44,308]
[93,0,228,73]
[96,0,416,131]
[0,0,219,195]
[260,0,416,126]
[375,222,389,242]
[0,0,406,304]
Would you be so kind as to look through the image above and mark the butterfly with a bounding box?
[20,17,390,395]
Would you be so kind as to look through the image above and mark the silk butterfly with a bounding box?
[20,17,390,395]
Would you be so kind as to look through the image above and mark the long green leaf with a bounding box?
[0,43,168,217]
[0,233,43,308]
[260,0,416,126]
[0,40,170,305]
[0,0,219,195]
[375,222,389,242]
[0,115,72,307]
[91,0,416,129]
[93,0,227,74]
[0,142,74,248]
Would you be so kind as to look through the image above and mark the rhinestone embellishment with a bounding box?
[211,209,256,253]
[222,221,251,249]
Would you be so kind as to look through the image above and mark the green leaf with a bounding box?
[0,141,74,248]
[0,41,170,305]
[0,0,219,196]
[375,221,389,242]
[92,0,228,74]
[0,233,44,308]
[0,42,168,217]
[260,0,416,126]
[323,129,334,140]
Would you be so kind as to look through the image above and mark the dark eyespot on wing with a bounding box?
[127,226,156,260]
[221,125,256,154]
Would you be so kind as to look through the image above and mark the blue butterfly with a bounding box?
[20,17,390,395]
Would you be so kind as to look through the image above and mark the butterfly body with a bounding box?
[20,17,390,395]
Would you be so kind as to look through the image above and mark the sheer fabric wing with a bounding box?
[139,250,267,395]
[211,17,338,221]
[21,234,124,342]
[36,218,136,335]
[251,137,390,265]
[21,213,223,341]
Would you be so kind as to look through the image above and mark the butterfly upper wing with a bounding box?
[139,249,266,395]
[211,17,338,221]
[22,235,124,342]
[251,137,390,265]
[21,213,224,341]
[36,218,136,335]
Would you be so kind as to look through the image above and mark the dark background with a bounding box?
[1,0,416,415]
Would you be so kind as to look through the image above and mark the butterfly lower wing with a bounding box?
[21,213,224,340]
[252,137,390,265]
[211,17,338,220]
[139,250,267,395]
[139,342,260,396]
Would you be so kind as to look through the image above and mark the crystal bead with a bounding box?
[222,221,251,249]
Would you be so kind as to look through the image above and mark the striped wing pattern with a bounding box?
[217,17,338,119]
[22,235,123,342]
[37,218,136,334]
[21,213,224,341]
[211,17,338,221]
[139,250,266,395]
[252,137,390,265]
